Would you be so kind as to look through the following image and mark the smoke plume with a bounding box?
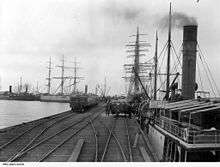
[102,1,144,23]
[158,12,197,29]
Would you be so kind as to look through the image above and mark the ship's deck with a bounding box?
[150,99,220,148]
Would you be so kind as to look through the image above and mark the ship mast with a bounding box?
[153,31,158,100]
[123,27,152,96]
[72,57,83,93]
[19,77,22,93]
[46,56,52,94]
[53,55,72,95]
[165,2,172,100]
[73,57,77,92]
[134,27,140,92]
[61,55,65,94]
[58,57,84,94]
[104,77,107,97]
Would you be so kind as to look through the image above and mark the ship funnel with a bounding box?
[9,85,12,93]
[85,85,88,94]
[181,25,198,99]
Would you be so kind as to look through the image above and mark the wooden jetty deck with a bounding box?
[0,103,155,162]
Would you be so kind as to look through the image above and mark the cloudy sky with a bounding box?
[0,0,220,96]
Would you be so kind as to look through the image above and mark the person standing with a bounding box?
[106,99,111,116]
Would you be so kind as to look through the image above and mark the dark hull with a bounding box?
[0,95,39,101]
[8,96,39,101]
[40,99,69,103]
[40,95,70,103]
[0,96,9,100]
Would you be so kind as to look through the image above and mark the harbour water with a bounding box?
[0,100,70,129]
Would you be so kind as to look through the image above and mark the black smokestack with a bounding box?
[182,25,198,99]
[85,85,88,94]
[9,85,12,93]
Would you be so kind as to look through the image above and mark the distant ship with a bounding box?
[0,91,10,100]
[9,92,39,101]
[0,85,39,101]
[40,56,83,103]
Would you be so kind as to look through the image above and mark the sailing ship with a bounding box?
[40,56,83,103]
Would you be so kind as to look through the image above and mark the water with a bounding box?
[0,100,70,129]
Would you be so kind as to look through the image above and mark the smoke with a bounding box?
[158,12,197,29]
[102,1,197,31]
[102,1,144,23]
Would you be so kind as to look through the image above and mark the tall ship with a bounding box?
[40,56,83,103]
[125,4,220,162]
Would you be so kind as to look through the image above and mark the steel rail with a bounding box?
[0,110,72,151]
[10,110,103,162]
[100,119,127,162]
[100,119,116,162]
[89,118,98,162]
[38,112,102,162]
[124,118,133,162]
[7,112,77,162]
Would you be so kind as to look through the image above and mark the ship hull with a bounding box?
[147,124,165,161]
[40,95,70,103]
[0,95,9,100]
[9,96,38,101]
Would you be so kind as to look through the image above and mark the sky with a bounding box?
[0,0,220,96]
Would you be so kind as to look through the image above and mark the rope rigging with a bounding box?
[196,61,205,94]
[197,45,217,97]
[171,41,182,67]
[155,41,182,98]
[197,44,220,96]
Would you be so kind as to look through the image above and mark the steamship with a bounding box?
[0,86,39,101]
[143,6,220,162]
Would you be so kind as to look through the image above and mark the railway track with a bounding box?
[6,111,77,162]
[124,118,133,162]
[89,119,98,162]
[0,110,76,161]
[0,110,72,147]
[97,116,153,162]
[7,107,103,162]
[0,105,103,162]
[85,114,111,162]
[38,111,102,162]
[99,117,129,162]
[72,115,130,162]
[75,115,151,162]
[0,105,155,162]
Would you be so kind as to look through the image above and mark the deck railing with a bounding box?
[154,117,220,144]
[188,131,220,144]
